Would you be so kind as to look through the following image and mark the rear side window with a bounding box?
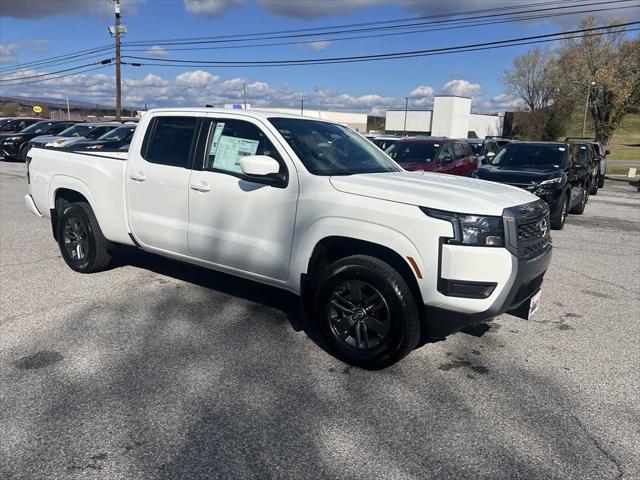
[453,143,465,159]
[143,116,198,167]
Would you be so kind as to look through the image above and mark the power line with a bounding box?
[120,4,638,54]
[121,22,640,67]
[121,0,592,46]
[0,65,111,86]
[0,60,112,82]
[0,45,113,74]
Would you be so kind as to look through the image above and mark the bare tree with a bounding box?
[503,48,559,112]
[558,17,640,145]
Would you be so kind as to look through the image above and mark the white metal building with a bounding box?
[385,95,504,138]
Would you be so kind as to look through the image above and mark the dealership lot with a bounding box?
[1,160,638,479]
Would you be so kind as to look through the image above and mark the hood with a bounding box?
[329,171,538,216]
[475,165,562,185]
[31,135,60,144]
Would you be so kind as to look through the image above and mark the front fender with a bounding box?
[289,216,429,296]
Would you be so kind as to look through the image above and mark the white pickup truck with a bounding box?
[25,108,552,368]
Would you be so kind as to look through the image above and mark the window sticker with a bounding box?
[213,135,260,173]
[558,147,565,151]
[210,122,225,154]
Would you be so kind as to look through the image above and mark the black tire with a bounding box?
[56,202,111,273]
[313,255,420,369]
[590,178,598,195]
[551,193,569,230]
[570,185,588,215]
[597,175,605,189]
[19,143,29,162]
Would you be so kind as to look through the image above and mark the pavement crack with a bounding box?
[571,415,624,480]
[553,264,640,295]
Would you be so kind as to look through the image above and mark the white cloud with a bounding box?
[440,79,483,98]
[0,39,49,65]
[0,68,511,116]
[183,0,244,17]
[256,0,375,19]
[307,41,332,52]
[0,0,145,18]
[145,45,167,58]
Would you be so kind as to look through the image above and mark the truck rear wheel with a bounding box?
[313,255,420,369]
[56,202,111,273]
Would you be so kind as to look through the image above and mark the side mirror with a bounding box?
[239,155,286,186]
[605,150,611,156]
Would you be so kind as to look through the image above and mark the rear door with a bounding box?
[126,115,200,255]
[187,116,299,281]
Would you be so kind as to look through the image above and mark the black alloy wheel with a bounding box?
[570,185,588,215]
[551,194,569,230]
[327,280,391,351]
[56,202,112,273]
[314,255,420,369]
[62,215,89,262]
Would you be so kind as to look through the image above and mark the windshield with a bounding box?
[269,118,400,175]
[490,144,566,170]
[21,121,51,134]
[385,142,439,163]
[99,126,135,142]
[59,125,92,138]
[468,142,483,154]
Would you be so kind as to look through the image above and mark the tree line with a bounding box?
[504,17,639,145]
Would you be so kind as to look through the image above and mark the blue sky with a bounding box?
[1,0,637,114]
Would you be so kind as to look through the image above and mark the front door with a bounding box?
[187,117,299,281]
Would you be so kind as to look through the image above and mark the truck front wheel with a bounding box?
[56,202,111,273]
[313,255,420,369]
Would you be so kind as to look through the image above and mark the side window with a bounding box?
[205,119,282,175]
[438,144,453,162]
[453,143,465,159]
[144,116,199,167]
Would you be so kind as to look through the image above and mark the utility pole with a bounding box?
[582,81,596,138]
[301,98,304,116]
[66,98,71,120]
[243,82,247,109]
[109,0,124,121]
[403,97,409,132]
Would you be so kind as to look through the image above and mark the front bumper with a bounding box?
[1,142,20,159]
[424,246,551,337]
[422,199,552,338]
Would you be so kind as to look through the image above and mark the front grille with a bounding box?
[504,200,552,259]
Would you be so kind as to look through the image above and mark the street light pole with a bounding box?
[582,81,596,138]
[301,98,304,116]
[403,97,409,132]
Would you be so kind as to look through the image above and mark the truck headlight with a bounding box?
[422,208,504,247]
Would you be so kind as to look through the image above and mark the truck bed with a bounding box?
[28,147,134,245]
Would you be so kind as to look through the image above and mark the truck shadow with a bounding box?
[109,245,330,352]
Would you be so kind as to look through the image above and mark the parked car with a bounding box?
[30,122,120,150]
[0,117,41,134]
[566,138,609,189]
[385,137,478,176]
[467,138,484,156]
[0,120,76,161]
[371,135,403,151]
[69,124,136,151]
[568,140,600,195]
[26,109,552,369]
[473,141,592,230]
[479,138,513,164]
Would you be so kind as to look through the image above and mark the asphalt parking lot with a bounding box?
[1,160,639,480]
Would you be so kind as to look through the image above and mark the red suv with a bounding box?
[384,137,478,176]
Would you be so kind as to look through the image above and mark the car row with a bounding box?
[0,117,137,161]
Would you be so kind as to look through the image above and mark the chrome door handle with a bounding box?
[129,173,146,182]
[190,182,212,192]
